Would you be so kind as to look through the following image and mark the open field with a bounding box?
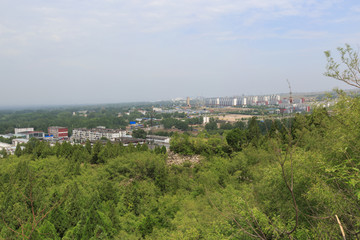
[207,107,249,113]
[216,114,254,122]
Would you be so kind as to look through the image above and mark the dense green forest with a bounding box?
[0,107,132,134]
[0,104,205,135]
[1,91,360,239]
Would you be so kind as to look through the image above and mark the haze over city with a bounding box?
[1,0,360,107]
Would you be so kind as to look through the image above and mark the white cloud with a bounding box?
[352,5,360,12]
[0,24,16,35]
[0,0,346,44]
[0,48,22,57]
[200,28,328,42]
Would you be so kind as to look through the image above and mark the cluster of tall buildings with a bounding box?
[204,95,281,107]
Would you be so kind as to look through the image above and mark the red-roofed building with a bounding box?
[48,126,68,138]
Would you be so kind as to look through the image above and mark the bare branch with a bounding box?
[2,215,27,239]
[336,215,346,240]
[324,44,360,88]
[5,172,68,240]
[205,187,265,239]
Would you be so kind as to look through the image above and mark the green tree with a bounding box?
[91,141,103,164]
[247,117,261,145]
[132,129,147,139]
[234,120,246,129]
[170,133,194,155]
[140,143,149,151]
[161,146,167,154]
[205,119,218,131]
[85,139,92,154]
[220,122,233,130]
[24,138,39,155]
[15,144,22,157]
[0,148,7,158]
[175,120,189,131]
[59,141,73,159]
[226,128,247,151]
[325,44,360,88]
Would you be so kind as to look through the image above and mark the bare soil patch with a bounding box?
[217,114,254,122]
[167,152,201,167]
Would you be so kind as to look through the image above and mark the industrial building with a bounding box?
[17,131,45,139]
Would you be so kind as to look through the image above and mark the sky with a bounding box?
[1,0,360,107]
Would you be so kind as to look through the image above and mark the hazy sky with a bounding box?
[1,0,360,107]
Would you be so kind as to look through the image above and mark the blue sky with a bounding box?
[1,0,360,106]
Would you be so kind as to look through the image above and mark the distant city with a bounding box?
[0,89,345,157]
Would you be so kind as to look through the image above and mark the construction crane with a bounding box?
[287,79,293,104]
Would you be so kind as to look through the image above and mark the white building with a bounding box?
[236,97,247,106]
[15,128,34,134]
[146,135,170,144]
[0,142,12,150]
[205,94,281,107]
[205,98,220,106]
[269,95,281,105]
[12,139,29,146]
[242,97,247,106]
[203,116,210,124]
[71,128,127,142]
[138,110,147,115]
[219,97,237,106]
[247,96,258,105]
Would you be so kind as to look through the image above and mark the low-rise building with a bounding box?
[0,134,11,139]
[15,128,34,134]
[146,135,171,150]
[146,135,170,144]
[203,116,210,124]
[17,131,44,139]
[71,128,127,142]
[48,126,68,138]
[12,138,29,146]
[0,142,12,150]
